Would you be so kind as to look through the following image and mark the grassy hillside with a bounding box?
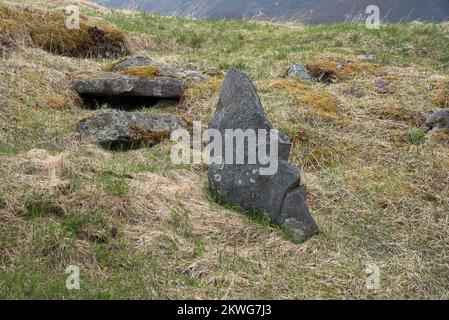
[0,0,448,299]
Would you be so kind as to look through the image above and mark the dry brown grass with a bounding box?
[0,2,129,58]
[267,79,339,114]
[305,58,380,83]
[1,0,449,300]
[434,84,449,108]
[0,52,83,111]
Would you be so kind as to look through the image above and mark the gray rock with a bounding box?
[74,55,212,107]
[74,72,185,99]
[208,68,318,243]
[425,109,449,133]
[287,63,312,81]
[375,80,392,94]
[357,54,381,63]
[210,68,292,160]
[111,55,154,72]
[77,109,187,148]
[112,55,210,83]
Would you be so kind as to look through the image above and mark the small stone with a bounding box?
[286,63,312,81]
[357,54,381,63]
[425,109,449,133]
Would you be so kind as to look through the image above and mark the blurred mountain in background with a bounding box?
[92,0,449,23]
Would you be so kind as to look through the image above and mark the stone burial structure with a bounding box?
[73,55,210,108]
[208,68,319,243]
[72,55,208,148]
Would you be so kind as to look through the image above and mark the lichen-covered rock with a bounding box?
[208,68,318,244]
[111,55,210,83]
[77,109,187,148]
[425,109,449,133]
[111,55,154,71]
[74,71,185,99]
[287,63,312,81]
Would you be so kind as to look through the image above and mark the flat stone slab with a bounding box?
[111,55,154,71]
[111,55,210,83]
[77,109,187,148]
[74,72,185,99]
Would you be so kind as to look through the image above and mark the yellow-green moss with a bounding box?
[183,77,223,99]
[132,126,172,143]
[269,79,339,114]
[119,66,163,78]
[102,57,128,72]
[305,58,380,82]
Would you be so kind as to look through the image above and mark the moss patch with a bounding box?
[306,58,380,83]
[269,79,339,114]
[119,66,163,78]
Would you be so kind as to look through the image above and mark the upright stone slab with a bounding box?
[208,68,318,243]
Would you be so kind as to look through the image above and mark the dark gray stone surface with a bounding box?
[111,55,154,71]
[425,109,449,132]
[74,72,185,99]
[208,68,318,243]
[77,109,186,148]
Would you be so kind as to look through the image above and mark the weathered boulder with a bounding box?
[74,72,185,99]
[425,109,449,132]
[208,68,318,243]
[77,109,187,148]
[287,63,312,81]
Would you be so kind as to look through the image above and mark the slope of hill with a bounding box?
[1,0,449,299]
[92,0,449,23]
